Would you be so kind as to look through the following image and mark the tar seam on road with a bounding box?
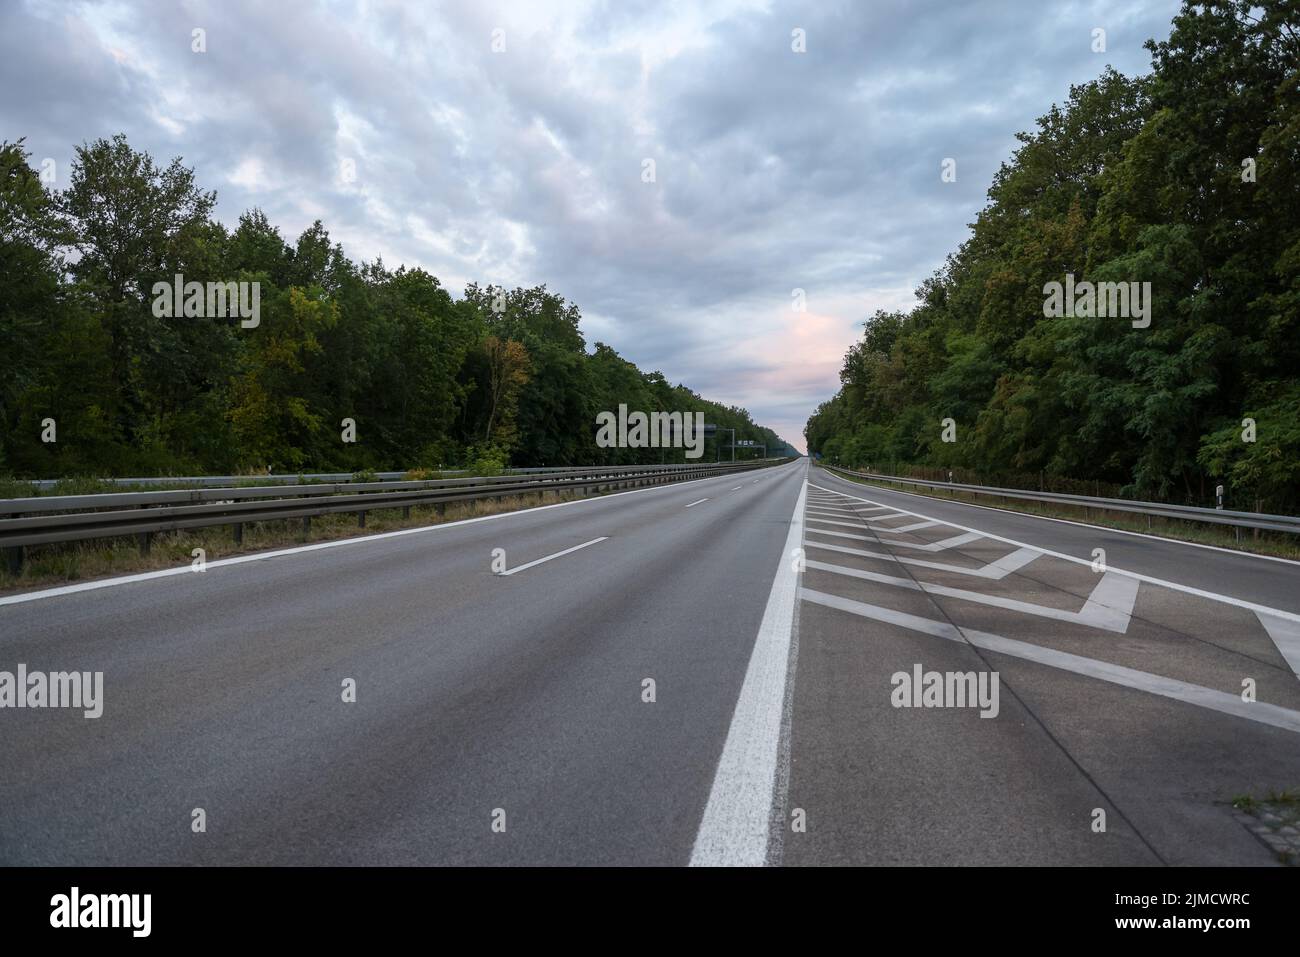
[809,473,1170,865]
[810,477,1300,676]
[806,481,1300,625]
[690,467,806,866]
[767,467,808,867]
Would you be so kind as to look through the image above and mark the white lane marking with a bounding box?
[808,480,1300,624]
[804,560,1137,632]
[496,537,608,577]
[806,516,941,534]
[805,540,1040,580]
[873,520,942,533]
[821,471,1300,568]
[0,464,805,609]
[732,486,743,491]
[804,526,985,552]
[804,505,860,514]
[982,547,1043,577]
[691,482,806,866]
[807,516,876,530]
[870,511,911,521]
[800,588,1300,734]
[1256,612,1300,679]
[685,498,710,508]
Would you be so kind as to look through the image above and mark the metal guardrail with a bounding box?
[823,466,1300,535]
[21,463,733,490]
[1,459,791,572]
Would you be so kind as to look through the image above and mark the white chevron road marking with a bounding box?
[805,540,1040,580]
[1257,612,1300,679]
[804,561,1139,632]
[804,526,986,552]
[806,479,1300,625]
[800,588,1300,734]
[807,516,941,534]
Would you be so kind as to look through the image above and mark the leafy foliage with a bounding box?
[806,2,1300,512]
[0,141,794,478]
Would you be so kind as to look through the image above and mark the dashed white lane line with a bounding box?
[691,481,806,866]
[0,466,800,608]
[800,587,1300,734]
[685,498,710,508]
[732,486,743,491]
[496,537,608,576]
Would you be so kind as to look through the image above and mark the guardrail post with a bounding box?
[233,522,243,545]
[134,503,152,554]
[4,545,22,577]
[302,516,311,538]
[435,503,446,518]
[402,505,411,519]
[357,511,366,528]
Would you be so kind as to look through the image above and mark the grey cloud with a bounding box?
[2,0,1181,451]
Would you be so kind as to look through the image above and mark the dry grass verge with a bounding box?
[0,488,589,594]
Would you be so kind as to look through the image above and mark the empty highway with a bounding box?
[2,459,1298,866]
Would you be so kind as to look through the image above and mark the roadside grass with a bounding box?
[1230,789,1300,865]
[825,470,1300,561]
[0,488,587,594]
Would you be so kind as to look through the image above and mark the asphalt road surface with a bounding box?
[2,459,1298,865]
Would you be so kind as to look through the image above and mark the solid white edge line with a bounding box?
[0,462,801,608]
[807,478,1300,624]
[498,537,607,576]
[690,479,806,866]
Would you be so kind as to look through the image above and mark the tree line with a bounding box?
[805,1,1299,513]
[0,135,795,478]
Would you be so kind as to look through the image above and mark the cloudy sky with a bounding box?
[2,0,1182,451]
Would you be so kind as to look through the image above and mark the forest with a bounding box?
[0,135,794,479]
[805,2,1299,513]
